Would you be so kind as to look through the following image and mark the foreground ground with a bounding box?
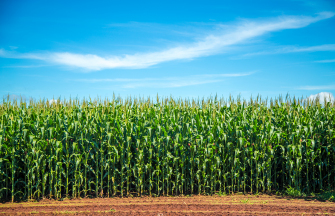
[0,195,334,215]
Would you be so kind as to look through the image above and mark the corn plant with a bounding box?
[0,95,334,201]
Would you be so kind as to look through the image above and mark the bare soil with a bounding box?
[0,195,334,215]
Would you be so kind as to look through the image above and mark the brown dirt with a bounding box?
[0,195,334,215]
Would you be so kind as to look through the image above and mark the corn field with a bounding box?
[0,95,334,201]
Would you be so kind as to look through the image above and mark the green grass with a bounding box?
[285,186,335,202]
[286,186,304,197]
[316,190,335,201]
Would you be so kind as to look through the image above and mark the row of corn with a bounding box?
[0,95,334,201]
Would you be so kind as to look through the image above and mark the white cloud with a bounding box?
[6,94,27,101]
[298,84,335,90]
[49,99,61,104]
[0,49,45,60]
[2,94,34,101]
[77,72,253,88]
[2,64,47,68]
[315,59,335,63]
[307,92,335,103]
[243,44,335,57]
[122,79,219,88]
[0,12,334,71]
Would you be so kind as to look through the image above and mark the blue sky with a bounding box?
[1,0,335,101]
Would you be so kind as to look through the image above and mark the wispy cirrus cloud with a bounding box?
[315,59,335,63]
[298,84,335,90]
[2,64,48,68]
[242,44,335,57]
[1,94,34,101]
[77,72,253,88]
[0,12,334,71]
[0,48,45,60]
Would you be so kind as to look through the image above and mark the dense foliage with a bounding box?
[0,96,334,201]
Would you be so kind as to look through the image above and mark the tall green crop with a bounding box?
[0,95,334,201]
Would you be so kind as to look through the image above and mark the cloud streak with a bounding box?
[243,44,335,57]
[315,59,335,63]
[2,64,47,68]
[0,12,334,71]
[298,84,335,90]
[76,72,253,88]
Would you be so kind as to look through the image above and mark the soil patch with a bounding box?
[0,195,334,215]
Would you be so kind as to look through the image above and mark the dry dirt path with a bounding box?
[1,195,334,215]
